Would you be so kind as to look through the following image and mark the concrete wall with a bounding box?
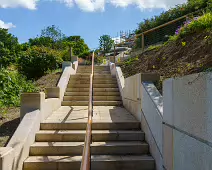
[163,73,212,170]
[0,59,78,170]
[114,66,212,170]
[114,66,163,170]
[58,60,78,101]
[141,82,163,170]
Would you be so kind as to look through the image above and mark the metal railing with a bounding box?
[113,9,205,59]
[80,52,94,170]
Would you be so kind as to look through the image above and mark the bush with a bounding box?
[0,69,37,108]
[78,51,90,60]
[179,12,212,37]
[135,0,212,48]
[18,46,63,79]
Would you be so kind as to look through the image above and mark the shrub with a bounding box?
[169,12,212,41]
[0,69,37,108]
[18,46,63,79]
[179,13,212,37]
[135,0,212,48]
[78,51,90,60]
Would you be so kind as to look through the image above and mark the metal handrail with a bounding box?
[80,52,94,170]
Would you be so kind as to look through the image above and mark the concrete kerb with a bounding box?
[20,92,45,120]
[0,147,14,170]
[58,60,78,101]
[46,87,60,99]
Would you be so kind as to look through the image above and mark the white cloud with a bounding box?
[0,0,37,10]
[0,20,16,29]
[0,0,187,11]
[60,0,187,12]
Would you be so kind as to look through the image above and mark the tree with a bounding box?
[64,36,89,56]
[0,28,21,68]
[99,35,114,56]
[41,25,65,42]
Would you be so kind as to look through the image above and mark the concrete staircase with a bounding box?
[62,66,122,106]
[23,66,155,170]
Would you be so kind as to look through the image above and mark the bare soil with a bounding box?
[0,107,20,147]
[121,31,212,80]
[35,70,62,92]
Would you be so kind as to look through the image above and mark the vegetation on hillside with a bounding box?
[0,25,90,115]
[136,0,212,34]
[0,68,37,113]
[135,0,212,48]
[121,12,212,92]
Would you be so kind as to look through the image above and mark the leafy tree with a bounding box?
[0,28,21,68]
[28,37,54,48]
[18,46,63,79]
[64,36,89,55]
[99,35,114,55]
[41,25,65,42]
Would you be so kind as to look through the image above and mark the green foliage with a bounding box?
[99,35,114,55]
[147,44,163,51]
[0,69,37,108]
[179,12,212,37]
[0,29,21,68]
[29,37,54,48]
[95,56,106,65]
[124,56,139,66]
[135,0,212,48]
[41,25,65,42]
[64,36,89,56]
[78,51,90,60]
[18,46,63,79]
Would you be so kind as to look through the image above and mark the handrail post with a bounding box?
[142,33,145,52]
[80,52,94,170]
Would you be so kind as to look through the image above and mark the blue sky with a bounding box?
[0,0,186,49]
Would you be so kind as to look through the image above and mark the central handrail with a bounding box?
[80,52,94,170]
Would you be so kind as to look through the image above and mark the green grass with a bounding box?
[147,44,163,51]
[124,56,139,66]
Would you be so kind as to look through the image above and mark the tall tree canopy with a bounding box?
[0,28,21,68]
[99,35,114,55]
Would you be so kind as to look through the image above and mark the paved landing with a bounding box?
[44,106,137,123]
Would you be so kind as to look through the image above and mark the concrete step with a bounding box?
[70,77,117,81]
[64,92,120,96]
[62,101,122,106]
[36,130,144,142]
[71,75,113,78]
[66,88,120,92]
[63,96,121,101]
[40,122,140,130]
[24,155,155,170]
[69,80,117,84]
[29,141,149,156]
[77,71,111,74]
[67,84,118,88]
[78,66,109,69]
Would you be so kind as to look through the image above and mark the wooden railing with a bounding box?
[80,52,94,170]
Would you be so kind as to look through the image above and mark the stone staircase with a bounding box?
[23,66,155,170]
[62,66,122,106]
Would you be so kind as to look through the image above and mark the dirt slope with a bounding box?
[121,31,212,80]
